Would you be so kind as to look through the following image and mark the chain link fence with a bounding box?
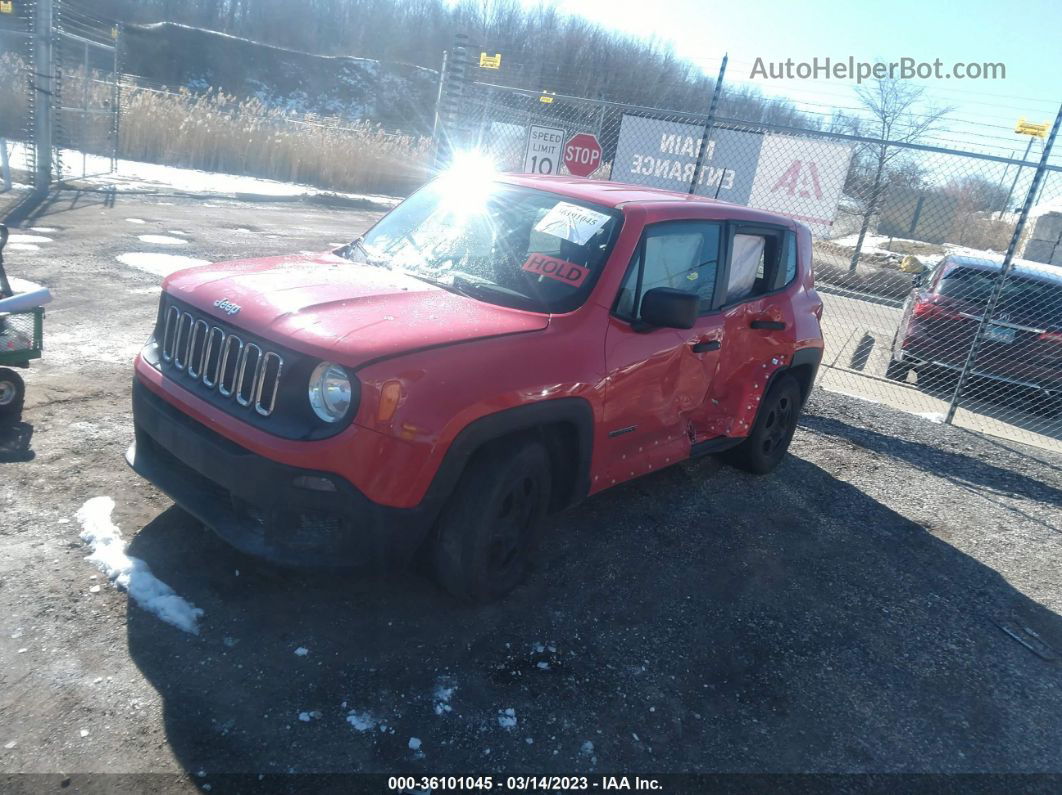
[53,0,119,181]
[441,49,1062,452]
[0,0,37,215]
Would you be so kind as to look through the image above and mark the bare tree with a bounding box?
[846,78,952,272]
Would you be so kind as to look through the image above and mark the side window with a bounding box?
[725,229,783,304]
[614,221,721,321]
[784,231,798,285]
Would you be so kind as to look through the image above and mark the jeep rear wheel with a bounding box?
[725,374,802,475]
[431,439,551,602]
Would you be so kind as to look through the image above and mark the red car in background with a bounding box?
[128,173,824,600]
[887,254,1062,408]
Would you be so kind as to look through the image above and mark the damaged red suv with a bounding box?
[128,173,824,600]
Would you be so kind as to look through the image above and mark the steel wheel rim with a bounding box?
[0,380,15,406]
[489,475,538,578]
[761,394,793,455]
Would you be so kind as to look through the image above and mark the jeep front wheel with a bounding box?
[431,438,551,602]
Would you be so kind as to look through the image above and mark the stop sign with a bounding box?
[563,133,602,177]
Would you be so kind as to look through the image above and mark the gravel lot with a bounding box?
[1,191,1061,788]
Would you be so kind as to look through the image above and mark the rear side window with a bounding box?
[784,231,798,285]
[723,228,784,304]
[614,221,722,321]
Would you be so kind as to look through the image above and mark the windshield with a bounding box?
[346,179,623,313]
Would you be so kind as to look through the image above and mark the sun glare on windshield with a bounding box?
[437,150,498,217]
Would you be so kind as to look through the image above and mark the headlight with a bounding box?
[308,361,353,423]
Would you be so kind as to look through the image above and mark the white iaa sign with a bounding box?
[524,125,565,175]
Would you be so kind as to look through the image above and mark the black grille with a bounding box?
[161,303,283,417]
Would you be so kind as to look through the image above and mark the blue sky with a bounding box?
[527,0,1061,162]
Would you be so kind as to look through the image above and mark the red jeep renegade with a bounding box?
[128,173,824,600]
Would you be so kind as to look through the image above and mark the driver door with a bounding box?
[600,220,726,487]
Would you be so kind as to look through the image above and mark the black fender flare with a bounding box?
[420,397,595,518]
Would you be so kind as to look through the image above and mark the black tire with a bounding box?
[431,438,551,602]
[0,368,25,422]
[885,358,911,382]
[724,374,802,475]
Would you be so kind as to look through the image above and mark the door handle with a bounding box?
[750,320,786,330]
[691,339,721,353]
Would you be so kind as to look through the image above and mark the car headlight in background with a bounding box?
[308,361,353,423]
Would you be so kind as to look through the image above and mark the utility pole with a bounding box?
[33,0,55,195]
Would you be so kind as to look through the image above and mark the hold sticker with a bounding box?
[521,254,589,288]
[534,202,612,246]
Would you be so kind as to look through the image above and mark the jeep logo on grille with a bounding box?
[214,298,241,316]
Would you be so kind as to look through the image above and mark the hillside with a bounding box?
[121,22,440,132]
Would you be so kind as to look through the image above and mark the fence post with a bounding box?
[432,33,471,172]
[1,138,10,192]
[944,102,1062,426]
[689,53,727,196]
[33,0,55,195]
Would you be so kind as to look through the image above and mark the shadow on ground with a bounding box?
[125,448,1062,775]
[0,420,34,462]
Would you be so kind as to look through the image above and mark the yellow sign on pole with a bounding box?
[1015,118,1049,139]
[0,1,14,15]
[479,52,501,70]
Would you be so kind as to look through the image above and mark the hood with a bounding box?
[162,251,550,367]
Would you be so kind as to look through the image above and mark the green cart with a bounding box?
[0,224,46,421]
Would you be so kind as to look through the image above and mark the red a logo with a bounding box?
[771,160,823,199]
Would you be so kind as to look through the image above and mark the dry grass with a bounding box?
[119,88,432,195]
[1,54,431,196]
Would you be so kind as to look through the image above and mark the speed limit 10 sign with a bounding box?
[523,125,564,175]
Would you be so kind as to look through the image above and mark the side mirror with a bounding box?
[639,287,699,330]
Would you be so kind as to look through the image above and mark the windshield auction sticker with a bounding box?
[521,254,589,287]
[534,202,611,246]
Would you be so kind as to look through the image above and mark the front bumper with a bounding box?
[128,378,434,568]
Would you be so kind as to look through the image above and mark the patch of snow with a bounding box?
[298,711,321,722]
[138,234,188,246]
[918,411,947,423]
[30,227,58,233]
[498,708,517,730]
[294,646,309,656]
[8,234,52,244]
[433,680,455,715]
[7,243,39,252]
[536,661,550,670]
[89,584,101,594]
[345,711,377,732]
[17,648,27,654]
[4,741,16,749]
[408,737,422,751]
[125,218,147,224]
[76,496,204,635]
[79,730,89,738]
[168,230,189,236]
[8,146,400,204]
[116,252,210,277]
